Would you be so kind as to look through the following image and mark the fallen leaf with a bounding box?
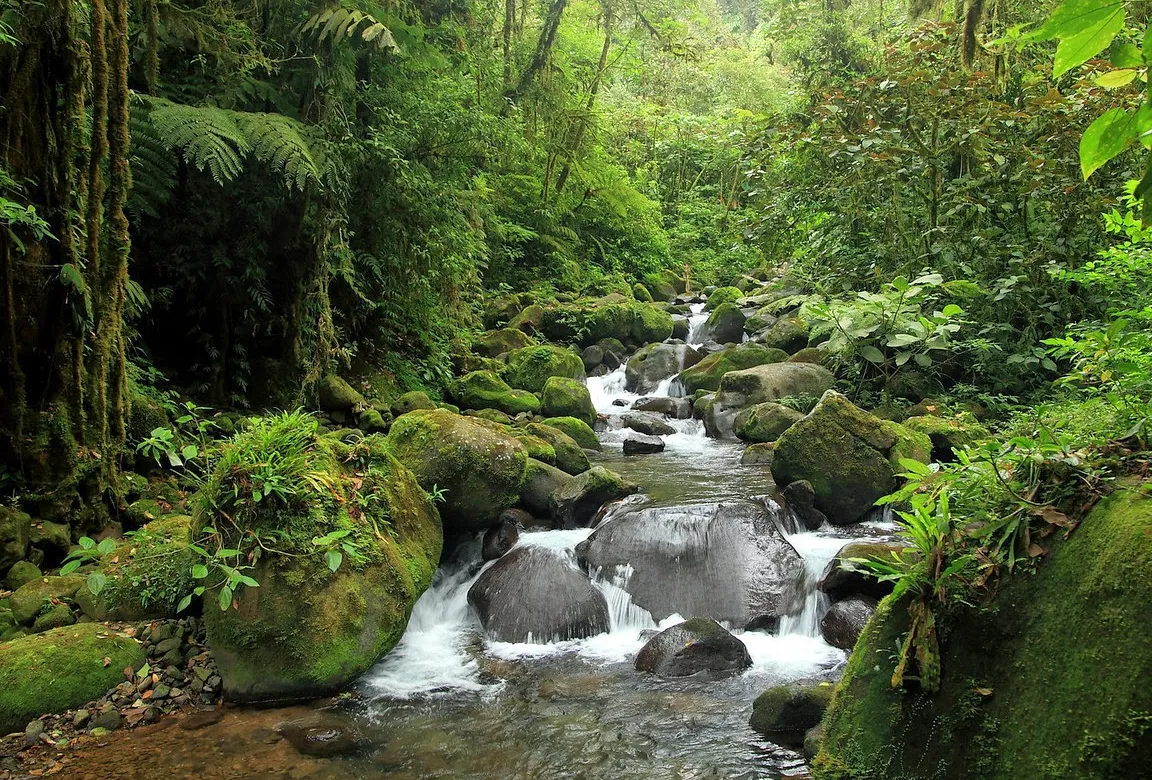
[1027,543,1046,558]
[102,657,111,667]
[974,687,993,696]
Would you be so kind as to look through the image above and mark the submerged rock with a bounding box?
[781,480,827,532]
[634,618,752,678]
[750,681,836,746]
[276,712,365,757]
[577,501,803,625]
[468,546,609,643]
[820,595,877,650]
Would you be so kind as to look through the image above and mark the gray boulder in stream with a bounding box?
[576,501,803,626]
[634,618,752,678]
[621,411,675,436]
[623,433,665,455]
[819,595,877,650]
[468,546,609,643]
[624,341,704,394]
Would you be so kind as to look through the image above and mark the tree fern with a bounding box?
[136,96,326,193]
[302,7,399,53]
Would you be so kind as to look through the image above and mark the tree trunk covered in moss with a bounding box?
[0,0,133,525]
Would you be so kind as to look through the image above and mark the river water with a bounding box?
[58,316,895,780]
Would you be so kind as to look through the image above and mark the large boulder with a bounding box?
[317,375,365,414]
[819,541,903,601]
[204,430,442,703]
[10,574,85,626]
[677,343,789,394]
[752,315,810,354]
[733,402,803,443]
[0,506,30,572]
[387,409,528,532]
[704,286,743,311]
[519,459,574,518]
[540,377,596,428]
[468,546,609,642]
[576,501,803,626]
[750,681,836,746]
[715,363,835,408]
[621,411,675,436]
[540,302,673,349]
[771,391,931,524]
[0,624,145,734]
[475,328,533,358]
[625,342,704,394]
[390,391,437,418]
[698,303,746,344]
[902,413,990,461]
[508,304,544,335]
[524,423,590,475]
[503,345,585,394]
[820,595,878,650]
[623,434,665,455]
[632,396,693,419]
[448,371,541,416]
[634,618,752,678]
[549,466,638,528]
[541,416,600,451]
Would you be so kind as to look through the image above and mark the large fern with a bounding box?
[136,95,327,194]
[302,7,399,53]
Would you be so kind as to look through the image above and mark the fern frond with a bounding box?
[302,7,399,53]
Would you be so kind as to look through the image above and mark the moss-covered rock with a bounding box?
[525,423,591,475]
[508,430,556,465]
[741,442,776,466]
[704,286,743,311]
[4,561,41,591]
[539,302,673,348]
[483,294,523,329]
[31,603,75,632]
[387,409,528,532]
[549,466,638,527]
[677,344,789,394]
[448,371,542,416]
[700,302,746,344]
[717,363,835,407]
[902,413,990,460]
[203,447,442,703]
[755,315,810,354]
[390,391,437,418]
[519,458,573,517]
[745,306,778,334]
[317,375,366,413]
[733,403,804,443]
[541,416,601,451]
[29,520,70,562]
[0,624,145,734]
[816,487,1152,780]
[357,408,392,434]
[540,377,596,427]
[508,304,545,335]
[465,408,513,426]
[475,328,534,358]
[503,345,586,394]
[73,515,195,622]
[633,283,653,302]
[0,506,30,572]
[750,681,836,746]
[10,574,85,626]
[127,391,169,443]
[771,391,929,525]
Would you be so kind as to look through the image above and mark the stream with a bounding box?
[59,314,897,780]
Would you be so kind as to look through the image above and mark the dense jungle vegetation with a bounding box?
[1,0,1152,774]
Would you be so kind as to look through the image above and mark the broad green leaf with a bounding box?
[1080,107,1136,179]
[79,536,96,550]
[177,594,193,613]
[1032,0,1126,77]
[87,571,107,596]
[911,273,943,286]
[181,444,198,460]
[860,345,886,363]
[898,458,932,476]
[60,560,83,575]
[325,549,343,572]
[192,564,209,579]
[218,585,233,611]
[137,662,151,679]
[96,537,116,555]
[941,304,964,317]
[887,333,922,347]
[1095,68,1136,88]
[1111,41,1142,67]
[914,353,933,368]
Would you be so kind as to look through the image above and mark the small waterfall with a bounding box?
[591,563,659,633]
[776,531,851,638]
[686,302,709,345]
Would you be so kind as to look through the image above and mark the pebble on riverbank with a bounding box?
[0,617,222,778]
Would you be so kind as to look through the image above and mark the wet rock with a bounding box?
[820,596,877,650]
[519,459,574,517]
[624,342,704,394]
[749,681,836,745]
[24,719,45,746]
[482,520,520,561]
[276,713,365,757]
[577,501,803,625]
[781,480,827,531]
[733,402,803,444]
[621,412,675,436]
[744,614,780,633]
[819,542,904,601]
[634,618,752,678]
[771,391,930,525]
[623,434,665,455]
[499,507,549,533]
[468,546,610,642]
[581,345,604,372]
[698,303,746,344]
[671,316,690,341]
[632,396,692,419]
[741,443,775,466]
[549,466,638,528]
[596,338,628,370]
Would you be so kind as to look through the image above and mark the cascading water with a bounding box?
[686,301,709,346]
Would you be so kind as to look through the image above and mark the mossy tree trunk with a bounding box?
[0,0,133,526]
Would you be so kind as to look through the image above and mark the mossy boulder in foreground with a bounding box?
[814,486,1152,780]
[751,681,836,747]
[202,426,442,703]
[0,624,144,734]
[387,408,528,532]
[771,391,930,525]
[733,402,803,443]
